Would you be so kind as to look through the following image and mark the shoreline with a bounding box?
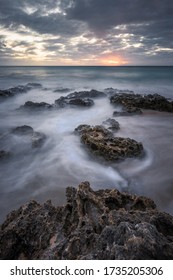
[0,181,173,260]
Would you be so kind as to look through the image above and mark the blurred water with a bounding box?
[0,66,173,222]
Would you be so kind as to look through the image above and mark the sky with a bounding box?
[0,0,173,66]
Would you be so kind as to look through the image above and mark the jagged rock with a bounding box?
[0,150,11,160]
[75,125,143,161]
[55,97,94,108]
[54,87,73,93]
[31,132,46,148]
[66,89,106,99]
[113,106,142,116]
[0,182,173,260]
[110,93,173,112]
[11,125,34,135]
[102,118,120,131]
[20,101,53,110]
[11,125,46,148]
[0,83,42,101]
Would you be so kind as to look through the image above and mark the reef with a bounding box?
[0,182,173,260]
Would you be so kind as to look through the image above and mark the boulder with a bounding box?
[31,132,46,148]
[66,89,106,99]
[20,101,53,110]
[75,125,143,161]
[0,182,173,260]
[11,125,34,135]
[55,97,94,108]
[102,118,120,131]
[110,93,173,112]
[113,106,142,116]
[0,83,42,101]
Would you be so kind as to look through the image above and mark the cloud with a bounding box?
[0,0,172,65]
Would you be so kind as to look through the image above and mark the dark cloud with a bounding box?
[0,0,172,65]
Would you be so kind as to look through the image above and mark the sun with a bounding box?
[99,54,127,66]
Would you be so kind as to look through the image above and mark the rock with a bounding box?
[0,150,11,160]
[31,132,46,148]
[55,97,94,108]
[66,89,106,99]
[0,83,42,101]
[110,93,173,112]
[20,101,53,110]
[0,182,173,260]
[11,125,46,148]
[102,118,120,131]
[75,125,143,161]
[113,106,142,116]
[54,87,72,93]
[68,98,94,107]
[11,125,34,135]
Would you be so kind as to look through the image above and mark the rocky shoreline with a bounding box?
[1,86,173,259]
[0,182,173,260]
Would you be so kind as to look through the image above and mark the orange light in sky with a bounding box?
[99,54,127,66]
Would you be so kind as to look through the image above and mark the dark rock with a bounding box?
[113,106,142,116]
[55,97,94,108]
[11,125,34,135]
[20,101,53,110]
[102,118,120,131]
[75,125,143,161]
[0,182,173,260]
[66,89,106,99]
[0,150,11,160]
[0,83,42,101]
[110,93,173,112]
[68,98,94,107]
[54,87,72,93]
[31,132,46,148]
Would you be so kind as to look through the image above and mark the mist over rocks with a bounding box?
[55,96,94,108]
[11,125,46,149]
[75,124,143,162]
[66,89,106,99]
[0,150,11,161]
[0,182,173,260]
[110,93,173,113]
[19,101,53,110]
[0,83,42,101]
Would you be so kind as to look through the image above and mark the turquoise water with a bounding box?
[0,66,173,222]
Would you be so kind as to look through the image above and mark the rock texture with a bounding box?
[20,101,53,110]
[75,125,143,161]
[0,83,42,101]
[0,182,173,260]
[110,93,173,113]
[55,96,94,108]
[66,89,106,99]
[11,125,46,148]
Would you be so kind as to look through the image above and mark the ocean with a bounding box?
[0,66,173,222]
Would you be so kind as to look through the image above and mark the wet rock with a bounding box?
[0,83,42,101]
[54,87,73,93]
[0,182,173,260]
[55,97,94,108]
[31,132,46,148]
[11,125,46,148]
[66,89,106,99]
[0,150,11,160]
[110,93,173,112]
[20,101,53,110]
[102,118,120,131]
[75,125,143,161]
[113,106,142,116]
[11,125,34,135]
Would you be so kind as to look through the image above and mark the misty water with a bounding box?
[0,66,173,222]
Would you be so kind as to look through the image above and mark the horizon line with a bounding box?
[0,65,173,67]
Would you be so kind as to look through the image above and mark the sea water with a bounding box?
[0,66,173,222]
